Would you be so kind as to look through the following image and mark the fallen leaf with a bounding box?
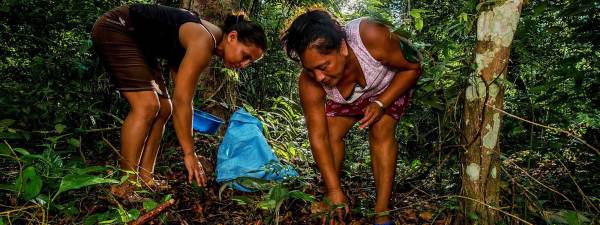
[419,211,433,222]
[402,209,417,222]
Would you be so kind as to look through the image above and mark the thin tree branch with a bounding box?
[553,153,600,213]
[486,104,600,156]
[506,161,577,211]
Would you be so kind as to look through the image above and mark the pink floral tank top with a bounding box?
[323,18,398,104]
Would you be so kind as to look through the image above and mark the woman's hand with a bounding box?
[183,152,207,187]
[320,190,349,225]
[358,102,384,129]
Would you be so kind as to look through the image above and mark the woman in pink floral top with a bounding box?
[281,9,422,225]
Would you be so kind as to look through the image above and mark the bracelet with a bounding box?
[373,100,385,109]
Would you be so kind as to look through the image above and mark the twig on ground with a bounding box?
[31,126,119,134]
[387,195,533,225]
[100,111,124,124]
[78,135,87,164]
[0,205,40,216]
[102,137,121,157]
[129,199,175,225]
[452,195,533,225]
[501,166,543,216]
[101,137,154,187]
[3,140,23,200]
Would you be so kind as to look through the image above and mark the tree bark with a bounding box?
[459,0,523,224]
[180,0,240,128]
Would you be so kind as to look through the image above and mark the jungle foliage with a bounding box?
[0,0,598,224]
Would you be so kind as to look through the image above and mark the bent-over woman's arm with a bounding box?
[299,72,343,192]
[171,23,214,186]
[358,20,422,128]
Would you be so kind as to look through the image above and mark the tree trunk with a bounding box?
[459,0,523,224]
[180,0,240,127]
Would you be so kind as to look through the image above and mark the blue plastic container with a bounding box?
[192,110,224,135]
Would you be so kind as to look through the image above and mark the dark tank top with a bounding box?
[129,4,202,67]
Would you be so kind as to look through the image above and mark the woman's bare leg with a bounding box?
[139,97,172,186]
[368,115,399,224]
[119,91,160,179]
[326,116,358,173]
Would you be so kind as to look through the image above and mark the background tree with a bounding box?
[1,0,598,224]
[460,0,523,224]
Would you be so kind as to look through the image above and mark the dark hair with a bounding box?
[222,13,267,50]
[280,9,346,61]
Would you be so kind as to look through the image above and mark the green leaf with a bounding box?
[232,195,253,205]
[561,210,590,225]
[128,208,140,221]
[0,119,15,129]
[0,143,10,156]
[98,218,117,224]
[34,194,50,207]
[143,199,159,211]
[67,138,80,148]
[467,211,479,221]
[234,177,273,191]
[415,18,424,31]
[15,166,42,200]
[218,182,232,201]
[409,9,422,19]
[84,214,99,225]
[269,185,288,203]
[257,199,277,211]
[564,211,580,225]
[459,12,468,23]
[162,194,173,202]
[411,159,421,169]
[74,166,111,175]
[533,2,547,16]
[288,190,315,202]
[54,174,118,200]
[191,180,205,193]
[0,217,5,225]
[116,205,129,222]
[64,205,80,216]
[0,183,16,192]
[14,148,30,156]
[55,124,66,133]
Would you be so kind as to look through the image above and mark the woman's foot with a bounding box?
[110,182,144,203]
[373,209,392,225]
[312,190,349,225]
[142,178,171,192]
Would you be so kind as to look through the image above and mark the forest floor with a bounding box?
[2,133,598,224]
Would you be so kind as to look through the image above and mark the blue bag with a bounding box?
[216,108,298,192]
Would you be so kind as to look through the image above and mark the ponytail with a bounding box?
[223,13,247,32]
[222,12,267,50]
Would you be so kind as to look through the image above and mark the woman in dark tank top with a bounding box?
[91,3,267,201]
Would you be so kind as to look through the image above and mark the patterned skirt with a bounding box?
[325,89,414,121]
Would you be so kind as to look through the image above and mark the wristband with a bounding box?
[373,100,385,109]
